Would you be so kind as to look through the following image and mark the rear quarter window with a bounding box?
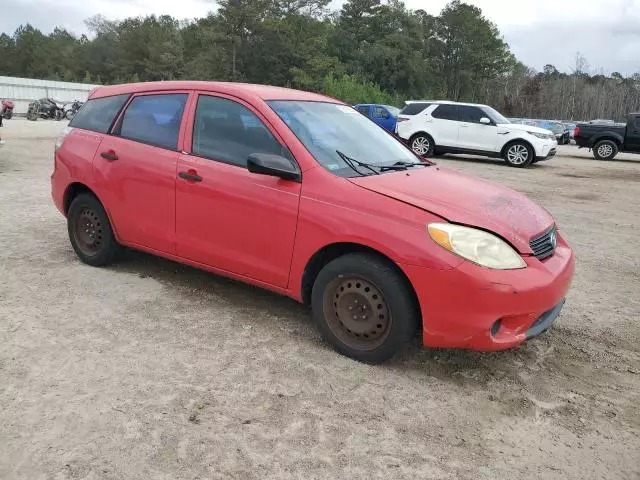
[69,94,130,133]
[399,103,431,116]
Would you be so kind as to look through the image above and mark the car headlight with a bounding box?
[527,131,549,140]
[428,223,526,269]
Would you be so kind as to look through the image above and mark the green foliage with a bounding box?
[0,0,638,120]
[320,73,401,105]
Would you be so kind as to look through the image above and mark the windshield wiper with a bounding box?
[379,161,429,171]
[335,150,380,176]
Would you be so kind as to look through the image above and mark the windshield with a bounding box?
[549,123,565,134]
[482,106,510,125]
[268,101,422,177]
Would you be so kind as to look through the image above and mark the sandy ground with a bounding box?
[1,119,639,480]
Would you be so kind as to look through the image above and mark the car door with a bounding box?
[93,91,189,254]
[372,106,394,132]
[429,104,460,147]
[175,93,301,288]
[457,105,498,152]
[625,115,640,151]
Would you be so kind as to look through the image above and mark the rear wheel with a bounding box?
[67,193,121,266]
[593,140,618,160]
[311,253,419,364]
[65,110,75,120]
[503,141,534,167]
[410,133,435,157]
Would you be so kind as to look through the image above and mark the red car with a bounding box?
[51,81,575,363]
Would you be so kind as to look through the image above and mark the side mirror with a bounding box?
[247,153,301,182]
[480,117,491,125]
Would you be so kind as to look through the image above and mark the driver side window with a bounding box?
[373,106,388,119]
[459,106,486,124]
[192,95,289,167]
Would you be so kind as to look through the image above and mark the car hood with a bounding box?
[499,123,552,135]
[349,166,554,253]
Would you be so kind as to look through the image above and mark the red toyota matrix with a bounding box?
[52,82,575,363]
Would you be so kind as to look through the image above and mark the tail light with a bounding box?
[573,126,580,137]
[55,126,73,152]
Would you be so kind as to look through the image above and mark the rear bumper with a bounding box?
[400,234,575,351]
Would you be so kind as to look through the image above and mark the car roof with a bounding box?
[404,100,490,108]
[89,81,341,104]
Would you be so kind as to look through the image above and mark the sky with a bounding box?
[2,0,640,75]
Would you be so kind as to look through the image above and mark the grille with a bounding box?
[529,226,557,260]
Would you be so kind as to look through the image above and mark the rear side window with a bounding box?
[117,93,187,150]
[432,104,459,121]
[69,94,129,133]
[399,103,430,116]
[192,95,287,167]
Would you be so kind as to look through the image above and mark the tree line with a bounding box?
[1,0,639,122]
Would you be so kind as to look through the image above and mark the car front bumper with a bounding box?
[536,147,557,161]
[400,234,575,351]
[534,140,558,161]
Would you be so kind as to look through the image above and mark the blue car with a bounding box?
[354,104,400,133]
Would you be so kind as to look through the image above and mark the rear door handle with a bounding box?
[100,150,118,161]
[178,170,202,182]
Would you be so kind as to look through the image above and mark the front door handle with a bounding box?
[178,170,202,182]
[100,150,118,161]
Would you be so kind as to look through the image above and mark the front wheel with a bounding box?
[55,109,64,121]
[593,140,618,160]
[503,141,534,167]
[410,133,435,157]
[311,253,419,364]
[67,193,121,266]
[4,111,12,119]
[65,110,75,120]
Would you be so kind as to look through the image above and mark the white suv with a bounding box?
[396,101,557,167]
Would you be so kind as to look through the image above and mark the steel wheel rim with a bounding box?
[412,136,429,155]
[598,144,613,157]
[323,276,392,351]
[74,206,103,255]
[507,144,529,164]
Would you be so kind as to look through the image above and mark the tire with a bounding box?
[67,193,121,266]
[409,133,435,157]
[65,110,75,120]
[4,111,12,120]
[593,140,618,160]
[55,109,64,121]
[503,141,534,167]
[311,253,419,364]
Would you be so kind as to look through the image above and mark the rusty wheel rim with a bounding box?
[323,276,391,351]
[74,206,103,255]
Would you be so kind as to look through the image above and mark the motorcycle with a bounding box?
[26,98,65,121]
[64,100,83,120]
[1,99,14,119]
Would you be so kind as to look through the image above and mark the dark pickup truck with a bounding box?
[574,113,640,160]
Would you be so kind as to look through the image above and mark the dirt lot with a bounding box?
[1,119,639,480]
